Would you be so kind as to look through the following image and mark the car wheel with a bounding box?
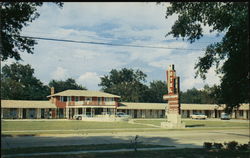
[78,116,82,120]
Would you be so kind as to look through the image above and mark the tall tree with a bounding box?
[144,80,168,103]
[99,68,147,102]
[49,78,87,93]
[0,2,63,61]
[165,2,249,111]
[1,62,50,100]
[180,85,217,104]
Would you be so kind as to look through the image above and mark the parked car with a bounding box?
[221,113,230,120]
[73,114,90,120]
[190,113,207,119]
[116,112,130,118]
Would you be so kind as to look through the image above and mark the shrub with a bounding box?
[203,142,212,150]
[237,144,249,151]
[213,143,223,150]
[225,141,238,150]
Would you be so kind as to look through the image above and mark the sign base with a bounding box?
[161,114,185,128]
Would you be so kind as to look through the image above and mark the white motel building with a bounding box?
[1,89,249,120]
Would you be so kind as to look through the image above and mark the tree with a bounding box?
[1,62,50,100]
[144,80,168,103]
[0,2,63,61]
[165,2,249,112]
[99,68,148,102]
[180,85,217,104]
[49,78,87,93]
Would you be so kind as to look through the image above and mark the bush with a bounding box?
[225,141,238,150]
[213,143,223,150]
[203,142,212,150]
[237,144,249,151]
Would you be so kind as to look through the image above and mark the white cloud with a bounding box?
[77,72,101,90]
[51,67,68,80]
[8,2,222,92]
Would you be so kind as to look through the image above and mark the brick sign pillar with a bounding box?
[161,64,185,128]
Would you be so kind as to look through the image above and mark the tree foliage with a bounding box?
[1,62,50,100]
[0,2,63,61]
[180,85,217,104]
[165,2,249,111]
[49,78,87,93]
[99,68,148,102]
[144,80,168,103]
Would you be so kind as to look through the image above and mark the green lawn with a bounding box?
[2,120,151,131]
[2,143,170,155]
[5,148,250,158]
[2,119,249,136]
[134,119,249,128]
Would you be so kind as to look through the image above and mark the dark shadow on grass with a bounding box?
[1,134,200,151]
[186,124,205,127]
[2,134,37,137]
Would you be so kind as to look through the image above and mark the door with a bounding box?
[22,109,26,119]
[134,110,137,118]
[41,109,45,118]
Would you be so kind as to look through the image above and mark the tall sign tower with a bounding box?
[161,64,185,128]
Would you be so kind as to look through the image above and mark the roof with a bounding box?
[118,102,166,110]
[181,104,219,110]
[1,100,56,108]
[47,90,121,98]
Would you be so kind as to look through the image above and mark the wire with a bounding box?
[19,35,206,51]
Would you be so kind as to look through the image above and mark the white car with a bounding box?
[73,114,90,120]
[116,112,130,118]
[190,113,207,119]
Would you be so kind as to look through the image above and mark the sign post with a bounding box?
[161,64,185,128]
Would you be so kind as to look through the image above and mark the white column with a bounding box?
[18,108,22,119]
[74,108,78,115]
[66,108,69,119]
[36,109,41,119]
[231,110,235,118]
[243,110,247,119]
[1,109,3,118]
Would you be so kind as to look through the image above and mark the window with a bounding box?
[63,96,67,102]
[98,97,102,102]
[67,96,72,102]
[105,98,114,102]
[60,96,67,102]
[75,96,79,102]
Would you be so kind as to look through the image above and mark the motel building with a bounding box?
[1,89,249,120]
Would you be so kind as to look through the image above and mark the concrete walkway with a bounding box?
[2,147,179,158]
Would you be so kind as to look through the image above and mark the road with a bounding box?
[2,128,249,149]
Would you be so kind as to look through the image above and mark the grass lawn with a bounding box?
[2,143,170,155]
[134,119,249,128]
[2,119,249,136]
[5,148,250,158]
[2,120,151,131]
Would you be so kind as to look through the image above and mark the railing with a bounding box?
[68,101,116,106]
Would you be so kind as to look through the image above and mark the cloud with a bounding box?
[77,72,101,90]
[2,2,222,92]
[51,67,69,80]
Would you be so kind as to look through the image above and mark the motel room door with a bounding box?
[134,110,137,118]
[22,109,26,119]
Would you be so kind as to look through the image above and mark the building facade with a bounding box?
[1,89,249,119]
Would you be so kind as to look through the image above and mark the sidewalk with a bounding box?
[2,147,181,158]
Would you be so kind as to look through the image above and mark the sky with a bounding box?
[3,2,223,91]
